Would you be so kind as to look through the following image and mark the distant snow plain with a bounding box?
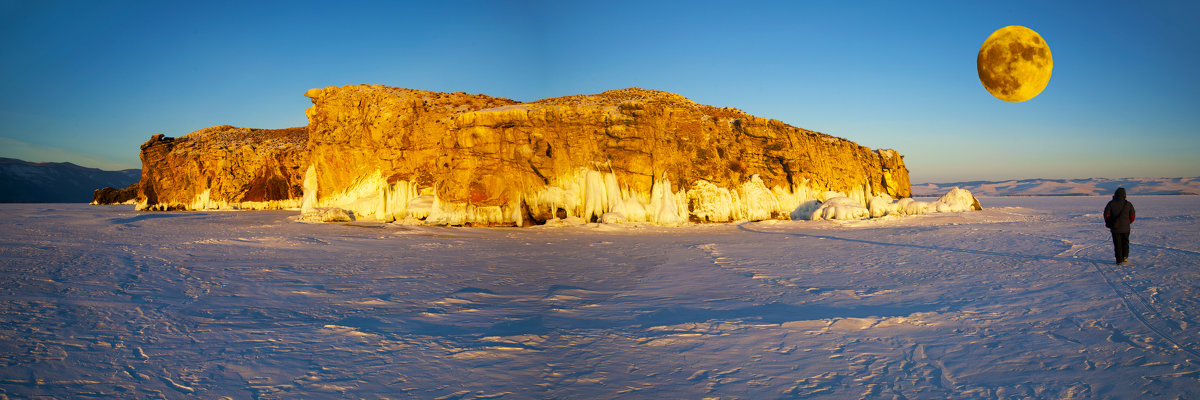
[914,177,1200,197]
[1,195,1198,399]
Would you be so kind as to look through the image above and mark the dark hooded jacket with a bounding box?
[1103,188,1136,233]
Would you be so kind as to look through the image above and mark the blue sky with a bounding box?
[1,0,1196,183]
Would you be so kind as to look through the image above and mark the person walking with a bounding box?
[1103,187,1136,265]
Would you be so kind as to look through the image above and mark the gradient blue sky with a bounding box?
[1,0,1197,183]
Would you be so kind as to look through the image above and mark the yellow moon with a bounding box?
[977,26,1053,102]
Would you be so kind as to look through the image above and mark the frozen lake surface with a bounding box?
[1,196,1198,399]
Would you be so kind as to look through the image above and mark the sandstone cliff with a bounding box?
[301,85,911,225]
[136,126,307,211]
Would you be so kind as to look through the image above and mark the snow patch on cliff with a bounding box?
[686,180,736,222]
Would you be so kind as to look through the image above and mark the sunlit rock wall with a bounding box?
[302,85,911,225]
[137,126,307,211]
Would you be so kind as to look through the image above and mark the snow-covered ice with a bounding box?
[1,196,1198,398]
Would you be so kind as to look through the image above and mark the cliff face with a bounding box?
[136,126,307,211]
[302,85,910,225]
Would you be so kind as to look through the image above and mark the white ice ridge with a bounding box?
[297,165,979,225]
[809,187,981,221]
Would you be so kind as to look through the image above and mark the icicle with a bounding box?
[301,164,318,212]
[650,175,684,226]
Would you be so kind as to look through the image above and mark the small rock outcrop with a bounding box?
[301,85,911,225]
[92,182,139,205]
[136,126,307,211]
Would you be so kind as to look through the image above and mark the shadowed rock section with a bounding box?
[136,126,307,211]
[300,85,911,225]
[92,183,139,205]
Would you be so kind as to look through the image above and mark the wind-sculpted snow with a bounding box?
[1,196,1198,398]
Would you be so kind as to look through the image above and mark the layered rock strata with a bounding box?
[301,85,911,226]
[136,126,307,211]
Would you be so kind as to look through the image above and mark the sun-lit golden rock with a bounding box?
[134,86,912,224]
[137,125,307,211]
[302,85,911,225]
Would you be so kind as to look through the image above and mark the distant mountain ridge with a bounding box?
[913,177,1200,197]
[0,157,140,203]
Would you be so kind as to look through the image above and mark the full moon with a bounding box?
[977,26,1053,102]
